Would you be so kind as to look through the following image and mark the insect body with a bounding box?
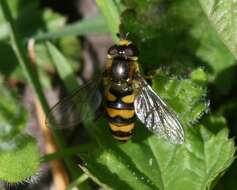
[104,39,139,142]
[46,36,184,144]
[106,87,136,142]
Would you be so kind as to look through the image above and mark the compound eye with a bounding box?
[108,45,118,56]
[124,47,134,56]
[124,44,139,57]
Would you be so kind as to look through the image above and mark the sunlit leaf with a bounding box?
[0,134,40,183]
[78,70,234,190]
[80,116,234,190]
[0,82,40,183]
[198,0,237,59]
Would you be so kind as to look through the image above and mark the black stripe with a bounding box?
[111,130,133,137]
[109,122,135,128]
[107,101,134,110]
[107,115,135,124]
[106,87,134,110]
[109,88,133,97]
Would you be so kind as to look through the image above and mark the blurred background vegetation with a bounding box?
[0,0,236,190]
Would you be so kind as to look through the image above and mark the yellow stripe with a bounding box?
[113,135,131,141]
[106,91,117,101]
[109,123,135,132]
[129,56,138,61]
[119,39,131,46]
[106,108,135,119]
[122,94,134,103]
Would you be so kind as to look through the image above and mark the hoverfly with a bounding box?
[46,34,184,144]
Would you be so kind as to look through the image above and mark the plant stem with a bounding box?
[66,174,89,190]
[41,144,93,162]
[0,0,79,179]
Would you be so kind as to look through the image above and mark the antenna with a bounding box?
[125,32,130,39]
[117,25,131,45]
[117,24,130,40]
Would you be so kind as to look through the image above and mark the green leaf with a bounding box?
[198,0,237,59]
[79,116,235,190]
[35,15,108,41]
[0,41,19,76]
[96,0,120,41]
[0,134,40,183]
[0,81,27,139]
[0,23,10,40]
[190,68,208,85]
[42,8,66,32]
[0,2,67,40]
[153,69,209,127]
[0,1,67,80]
[15,1,45,39]
[46,41,79,93]
[0,0,18,24]
[0,82,40,183]
[16,1,66,40]
[121,0,235,93]
[77,69,234,190]
[58,36,82,67]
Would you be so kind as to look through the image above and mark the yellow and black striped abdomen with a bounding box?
[105,88,135,142]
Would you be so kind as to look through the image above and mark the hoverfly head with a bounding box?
[107,33,139,59]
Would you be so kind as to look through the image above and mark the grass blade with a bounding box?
[46,41,79,93]
[96,0,120,42]
[35,15,109,41]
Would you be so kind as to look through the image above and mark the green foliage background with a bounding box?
[0,0,236,189]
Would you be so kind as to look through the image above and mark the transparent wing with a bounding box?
[134,76,184,144]
[46,81,102,129]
